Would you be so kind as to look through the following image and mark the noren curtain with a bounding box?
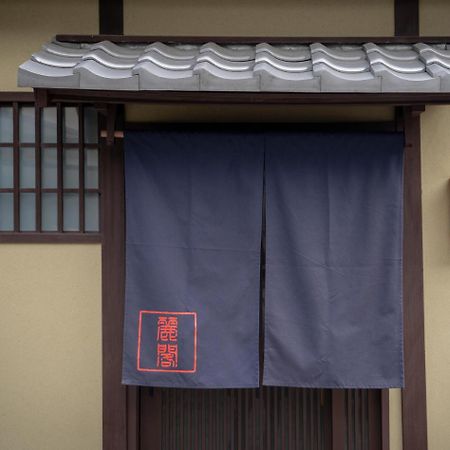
[264,132,404,388]
[122,129,404,389]
[122,130,264,388]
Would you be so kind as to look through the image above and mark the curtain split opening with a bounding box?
[122,129,404,389]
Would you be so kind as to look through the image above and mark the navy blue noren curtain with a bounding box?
[122,129,404,389]
[264,132,404,388]
[122,130,263,388]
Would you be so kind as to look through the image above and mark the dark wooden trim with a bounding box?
[56,103,63,231]
[42,88,450,106]
[331,390,346,450]
[101,106,128,450]
[125,121,398,133]
[79,106,85,233]
[127,386,139,450]
[0,92,35,102]
[368,390,382,450]
[55,34,450,45]
[13,102,20,232]
[140,388,162,450]
[401,106,428,450]
[99,0,123,35]
[35,105,42,231]
[395,0,419,36]
[0,232,101,243]
[381,390,390,450]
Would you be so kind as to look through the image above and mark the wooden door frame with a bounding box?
[100,113,427,450]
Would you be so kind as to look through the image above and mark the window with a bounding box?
[0,102,100,235]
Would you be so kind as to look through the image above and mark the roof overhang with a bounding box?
[19,35,450,106]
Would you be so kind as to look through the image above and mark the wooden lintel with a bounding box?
[41,89,450,107]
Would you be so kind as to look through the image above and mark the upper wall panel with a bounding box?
[0,0,97,91]
[124,0,394,37]
[420,0,450,36]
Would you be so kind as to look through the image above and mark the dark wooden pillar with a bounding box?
[99,0,124,35]
[395,0,419,36]
[401,106,428,450]
[101,105,128,450]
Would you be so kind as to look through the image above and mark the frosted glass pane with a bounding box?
[20,147,35,188]
[19,107,35,142]
[85,149,98,188]
[84,107,98,143]
[0,147,13,188]
[63,193,79,231]
[41,107,57,143]
[0,193,13,231]
[20,193,36,231]
[0,107,13,142]
[63,148,79,188]
[41,193,57,231]
[42,148,57,188]
[64,107,78,143]
[85,193,99,232]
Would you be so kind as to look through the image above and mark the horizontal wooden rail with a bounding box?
[55,34,450,45]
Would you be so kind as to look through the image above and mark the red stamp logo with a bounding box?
[137,311,197,373]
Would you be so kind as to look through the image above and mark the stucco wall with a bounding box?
[0,0,97,91]
[0,244,102,450]
[0,2,102,450]
[124,0,394,36]
[421,106,450,450]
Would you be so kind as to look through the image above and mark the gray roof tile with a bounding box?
[200,42,254,61]
[17,38,450,93]
[74,60,139,90]
[255,43,311,62]
[363,43,418,61]
[367,53,425,73]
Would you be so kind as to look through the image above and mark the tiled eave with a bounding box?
[18,35,450,105]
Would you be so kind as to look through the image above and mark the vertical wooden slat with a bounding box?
[332,390,346,450]
[368,390,381,450]
[140,387,333,450]
[323,390,333,450]
[402,106,428,450]
[127,387,139,450]
[140,389,161,450]
[13,102,19,231]
[56,104,63,231]
[355,390,361,450]
[381,390,390,450]
[35,105,41,231]
[78,105,85,232]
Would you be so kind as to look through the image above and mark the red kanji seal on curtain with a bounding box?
[137,311,197,373]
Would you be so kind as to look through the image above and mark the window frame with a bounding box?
[0,93,102,243]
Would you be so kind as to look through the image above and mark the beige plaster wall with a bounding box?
[420,0,450,36]
[0,3,101,450]
[0,244,102,450]
[421,106,450,450]
[0,0,97,91]
[125,0,394,36]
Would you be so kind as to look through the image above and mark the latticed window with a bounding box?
[0,102,100,233]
